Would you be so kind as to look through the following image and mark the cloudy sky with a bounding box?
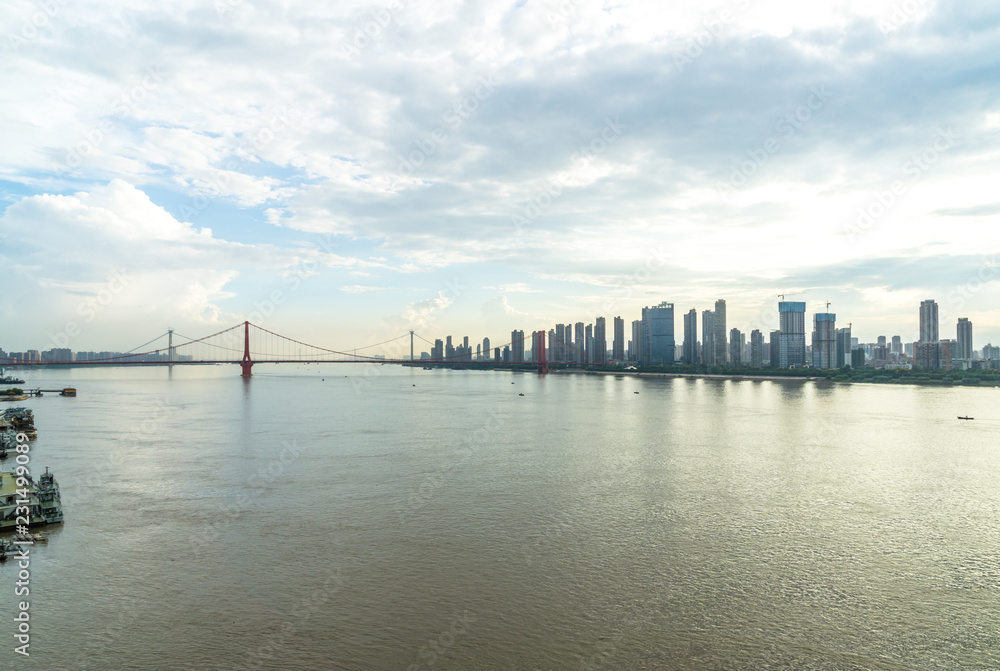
[2,0,999,356]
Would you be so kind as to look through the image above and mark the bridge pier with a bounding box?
[241,320,253,376]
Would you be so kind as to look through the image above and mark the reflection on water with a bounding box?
[2,365,999,670]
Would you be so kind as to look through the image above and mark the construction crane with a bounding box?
[778,291,802,301]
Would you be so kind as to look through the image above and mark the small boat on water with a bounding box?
[0,369,26,385]
[958,416,974,420]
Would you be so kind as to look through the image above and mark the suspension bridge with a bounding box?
[2,322,565,375]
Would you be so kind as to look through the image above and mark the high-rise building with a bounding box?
[851,348,865,368]
[836,327,852,368]
[702,310,716,366]
[445,335,455,360]
[511,330,525,363]
[554,324,565,363]
[631,320,643,363]
[432,339,443,360]
[769,330,780,366]
[502,345,511,362]
[585,324,593,364]
[891,335,902,355]
[641,302,675,365]
[713,300,727,366]
[683,309,697,364]
[957,318,973,360]
[778,301,806,367]
[594,317,607,364]
[811,313,836,369]
[919,300,939,343]
[750,329,764,367]
[575,323,585,363]
[494,347,501,362]
[729,328,743,366]
[613,316,625,362]
[482,337,490,360]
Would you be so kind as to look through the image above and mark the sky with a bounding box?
[2,0,1000,356]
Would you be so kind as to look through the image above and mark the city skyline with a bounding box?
[2,1,1000,351]
[4,297,992,369]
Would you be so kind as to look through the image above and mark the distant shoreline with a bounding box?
[556,369,820,382]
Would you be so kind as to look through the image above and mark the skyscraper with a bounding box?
[511,330,525,363]
[891,335,902,355]
[750,329,764,367]
[446,335,455,360]
[575,322,585,363]
[713,299,727,366]
[769,330,781,366]
[729,328,743,366]
[613,316,625,362]
[641,302,675,365]
[585,323,593,363]
[702,310,716,366]
[957,318,973,360]
[554,324,565,363]
[811,312,836,369]
[778,301,806,367]
[631,320,643,363]
[836,326,852,368]
[683,309,697,364]
[919,299,939,343]
[594,317,607,364]
[482,337,490,361]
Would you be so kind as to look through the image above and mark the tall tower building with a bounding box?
[836,327,852,368]
[631,320,643,363]
[750,329,764,367]
[919,299,939,343]
[891,335,902,355]
[594,317,607,364]
[957,318,973,360]
[683,309,697,364]
[612,316,625,362]
[702,310,716,366]
[641,302,675,365]
[575,322,585,363]
[511,330,525,363]
[769,330,781,366]
[554,324,566,363]
[482,337,490,360]
[778,301,806,367]
[445,335,455,360]
[585,324,593,363]
[729,328,743,366]
[811,313,836,369]
[713,299,727,366]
